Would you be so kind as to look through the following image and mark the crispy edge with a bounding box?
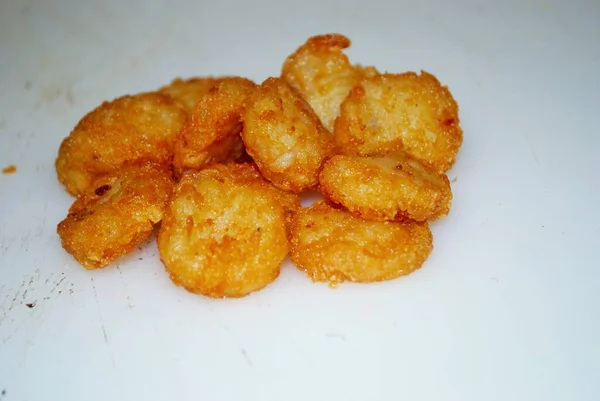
[56,92,186,196]
[57,161,174,269]
[173,77,257,170]
[157,163,293,297]
[318,154,452,222]
[241,77,334,193]
[289,201,433,285]
[333,71,463,173]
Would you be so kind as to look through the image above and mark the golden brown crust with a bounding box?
[219,162,301,227]
[319,153,452,222]
[57,162,174,269]
[282,33,377,131]
[157,163,299,298]
[241,77,334,193]
[334,71,463,173]
[289,201,433,285]
[158,77,221,114]
[55,92,187,196]
[53,34,464,297]
[173,77,257,170]
[198,134,246,165]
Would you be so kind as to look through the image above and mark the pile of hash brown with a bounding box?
[55,34,462,298]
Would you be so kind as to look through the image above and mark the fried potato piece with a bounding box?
[334,71,463,173]
[221,163,301,224]
[56,92,187,195]
[159,77,220,114]
[319,153,451,222]
[57,162,174,269]
[289,201,433,285]
[242,77,334,193]
[173,77,257,170]
[157,163,299,298]
[200,134,246,164]
[282,33,377,131]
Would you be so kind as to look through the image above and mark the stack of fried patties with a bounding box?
[55,34,462,298]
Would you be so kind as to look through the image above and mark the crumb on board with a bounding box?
[2,164,17,174]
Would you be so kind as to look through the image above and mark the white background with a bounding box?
[0,0,598,400]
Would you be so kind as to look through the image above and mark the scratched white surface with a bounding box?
[0,0,599,400]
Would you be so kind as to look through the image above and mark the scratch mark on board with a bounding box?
[0,270,71,344]
[524,135,539,166]
[240,348,253,367]
[50,276,66,294]
[91,277,116,369]
[116,266,133,309]
[101,326,109,344]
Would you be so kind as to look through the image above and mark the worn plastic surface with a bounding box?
[0,1,598,400]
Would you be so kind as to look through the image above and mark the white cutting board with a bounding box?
[0,0,598,400]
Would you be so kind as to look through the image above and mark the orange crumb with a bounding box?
[2,165,16,174]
